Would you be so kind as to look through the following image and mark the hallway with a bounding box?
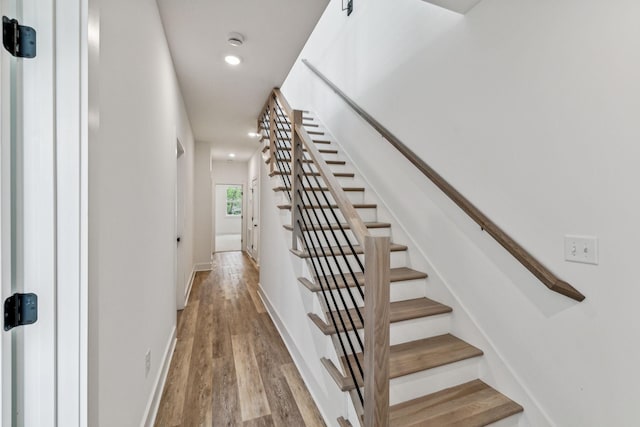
[155,252,326,426]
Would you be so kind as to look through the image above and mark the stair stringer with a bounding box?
[304,113,555,426]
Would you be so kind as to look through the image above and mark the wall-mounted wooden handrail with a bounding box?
[295,123,371,248]
[301,59,585,302]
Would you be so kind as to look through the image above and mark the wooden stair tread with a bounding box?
[340,334,483,390]
[290,243,407,259]
[298,267,427,292]
[283,221,390,232]
[278,202,375,210]
[308,297,452,335]
[273,186,364,192]
[270,170,354,178]
[389,379,523,426]
[337,417,352,427]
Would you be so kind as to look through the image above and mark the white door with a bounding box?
[176,140,186,309]
[0,0,56,426]
[250,178,259,260]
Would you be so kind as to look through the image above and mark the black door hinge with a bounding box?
[3,16,36,58]
[4,293,38,331]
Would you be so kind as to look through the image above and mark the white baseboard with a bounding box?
[257,284,332,426]
[140,326,177,427]
[193,262,212,271]
[183,269,196,308]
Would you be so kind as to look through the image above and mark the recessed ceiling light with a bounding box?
[228,153,236,158]
[228,32,245,47]
[248,132,260,138]
[224,55,241,66]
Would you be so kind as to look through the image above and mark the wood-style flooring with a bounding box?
[155,251,326,427]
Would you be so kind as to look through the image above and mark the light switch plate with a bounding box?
[564,235,598,265]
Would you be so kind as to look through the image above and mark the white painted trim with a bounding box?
[140,326,177,427]
[193,262,212,271]
[183,268,197,308]
[257,285,332,427]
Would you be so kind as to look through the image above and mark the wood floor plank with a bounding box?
[181,280,214,426]
[281,363,326,427]
[212,356,240,427]
[153,337,194,426]
[156,252,326,427]
[232,334,272,421]
[248,284,266,313]
[242,415,275,427]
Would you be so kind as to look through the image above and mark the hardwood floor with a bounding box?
[155,251,326,427]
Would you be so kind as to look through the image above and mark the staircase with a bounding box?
[258,90,524,426]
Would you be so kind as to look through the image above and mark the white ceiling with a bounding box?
[156,0,329,161]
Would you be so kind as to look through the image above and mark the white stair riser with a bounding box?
[294,207,378,224]
[389,358,480,405]
[308,278,427,306]
[487,414,524,427]
[293,228,391,247]
[300,250,407,271]
[330,315,451,346]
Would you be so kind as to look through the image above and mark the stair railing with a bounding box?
[300,59,585,302]
[258,89,391,426]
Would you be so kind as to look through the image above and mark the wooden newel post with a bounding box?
[364,235,390,427]
[268,95,277,174]
[289,110,304,250]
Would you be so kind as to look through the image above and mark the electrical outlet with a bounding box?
[564,235,598,265]
[145,350,151,378]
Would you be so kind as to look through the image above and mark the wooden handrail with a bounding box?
[301,59,585,302]
[295,123,371,248]
[274,88,294,119]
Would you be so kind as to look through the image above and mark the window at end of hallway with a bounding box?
[226,186,242,216]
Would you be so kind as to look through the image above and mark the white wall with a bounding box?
[193,142,213,267]
[214,184,242,235]
[87,0,195,425]
[278,0,640,425]
[211,160,248,251]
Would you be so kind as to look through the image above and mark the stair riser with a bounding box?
[296,175,361,189]
[289,207,378,224]
[389,358,480,405]
[320,349,481,405]
[275,189,365,206]
[300,250,408,271]
[292,227,391,246]
[329,314,451,346]
[268,148,342,162]
[486,414,523,427]
[309,278,427,304]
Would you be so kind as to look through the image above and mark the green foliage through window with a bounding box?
[226,186,242,216]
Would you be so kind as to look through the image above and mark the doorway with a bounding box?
[214,184,243,252]
[247,178,259,261]
[176,140,186,309]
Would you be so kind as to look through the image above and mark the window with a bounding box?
[226,186,242,216]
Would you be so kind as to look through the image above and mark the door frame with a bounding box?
[175,139,186,310]
[212,182,245,253]
[54,0,90,425]
[248,177,259,262]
